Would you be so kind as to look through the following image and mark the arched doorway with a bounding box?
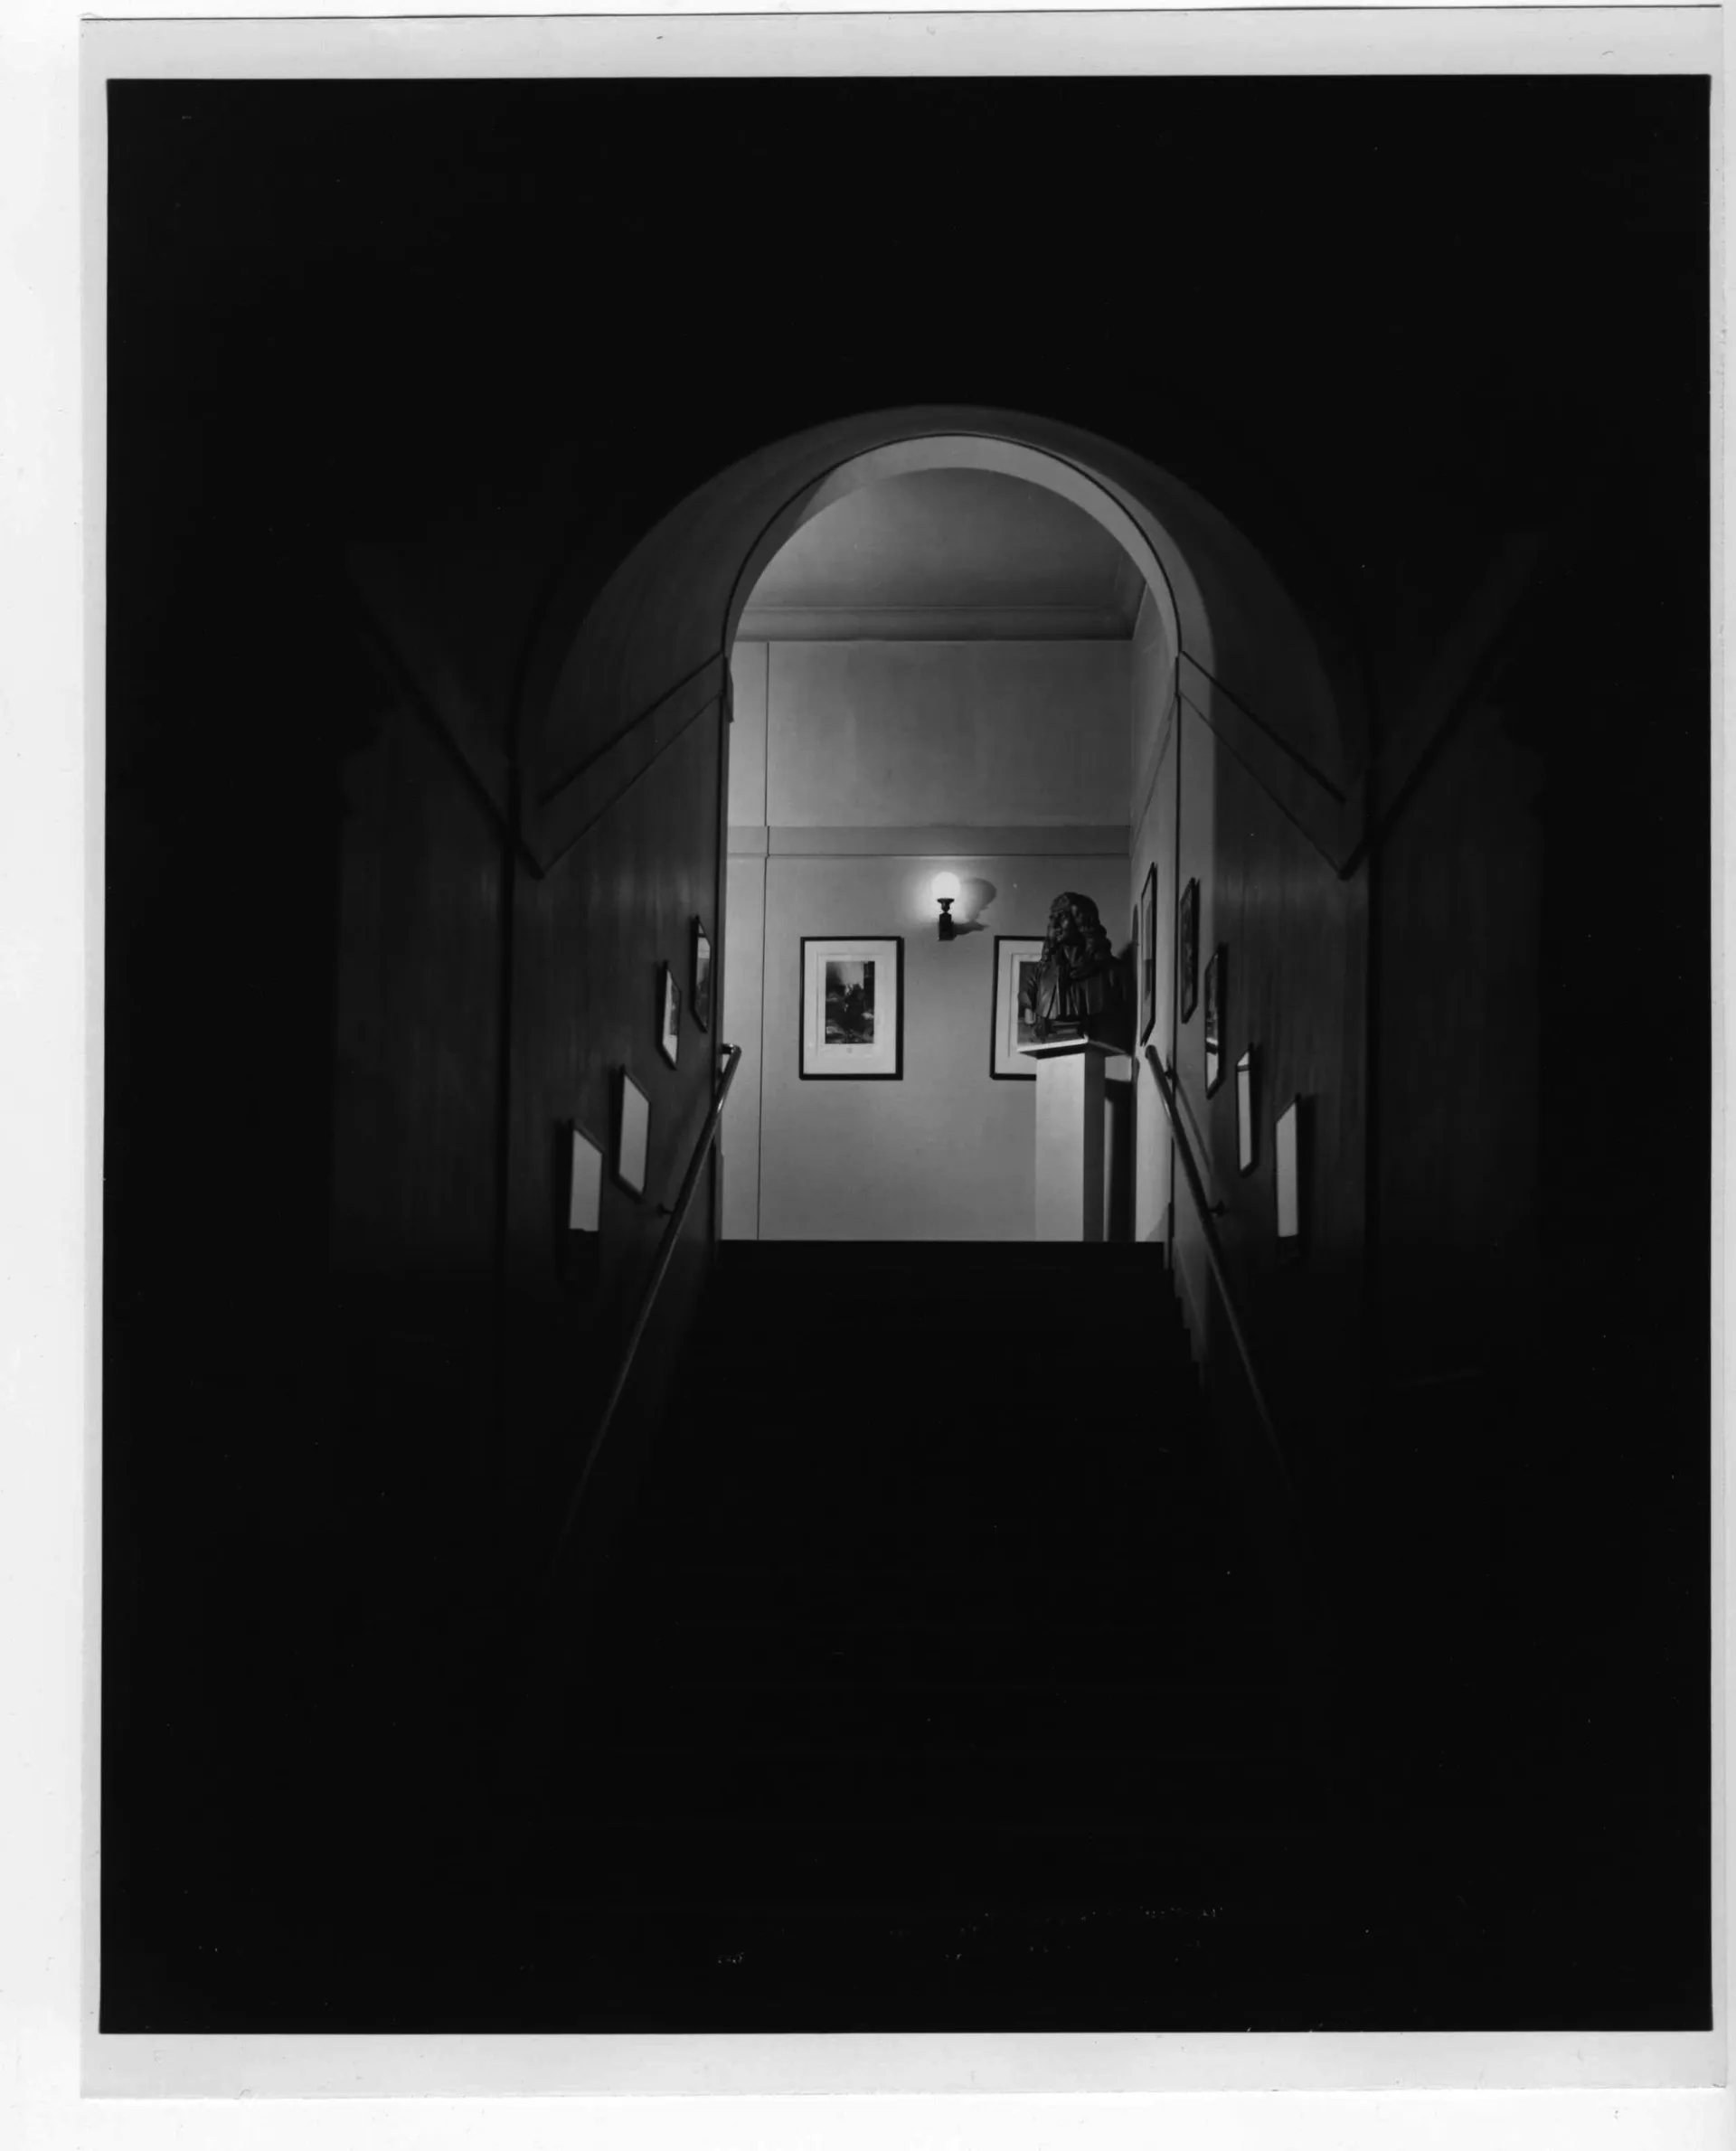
[517,408,1363,878]
[514,409,1361,1250]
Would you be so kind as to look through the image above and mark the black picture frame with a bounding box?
[691,916,712,1033]
[614,1069,651,1199]
[1138,862,1157,1044]
[1203,944,1225,1096]
[658,962,681,1068]
[799,937,905,1080]
[1235,1049,1257,1175]
[1275,1092,1304,1262]
[1178,878,1200,1024]
[560,1117,605,1293]
[990,934,1045,1080]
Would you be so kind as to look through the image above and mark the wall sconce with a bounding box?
[932,870,960,940]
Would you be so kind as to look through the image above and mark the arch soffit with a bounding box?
[728,434,1190,678]
[533,406,1356,809]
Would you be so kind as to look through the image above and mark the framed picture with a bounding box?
[1235,1050,1257,1175]
[567,1119,604,1234]
[800,937,904,1080]
[658,962,681,1068]
[615,1069,651,1198]
[990,935,1046,1079]
[561,1118,605,1292]
[1138,863,1157,1044]
[691,916,712,1033]
[1178,878,1199,1024]
[1275,1094,1303,1253]
[1203,944,1225,1095]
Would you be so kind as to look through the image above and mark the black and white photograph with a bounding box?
[826,958,873,1043]
[800,937,903,1080]
[567,1119,604,1237]
[51,14,1720,2126]
[692,915,713,1033]
[658,961,682,1067]
[1275,1096,1303,1250]
[1203,945,1225,1097]
[991,934,1046,1080]
[1236,1050,1258,1179]
[614,1069,651,1199]
[1178,878,1200,1024]
[1138,861,1158,1045]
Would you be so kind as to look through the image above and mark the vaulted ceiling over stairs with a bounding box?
[737,468,1149,641]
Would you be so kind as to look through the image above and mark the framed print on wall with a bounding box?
[1275,1093,1303,1256]
[615,1069,651,1198]
[691,917,713,1033]
[800,937,904,1080]
[1178,877,1200,1024]
[658,962,682,1068]
[568,1119,604,1235]
[1203,945,1226,1096]
[991,935,1046,1079]
[561,1118,605,1293]
[1235,1049,1257,1175]
[1138,863,1157,1044]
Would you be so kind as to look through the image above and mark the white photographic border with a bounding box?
[37,5,1729,2137]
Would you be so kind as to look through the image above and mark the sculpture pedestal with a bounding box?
[1020,1037,1118,1243]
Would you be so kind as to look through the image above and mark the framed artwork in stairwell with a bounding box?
[658,962,681,1068]
[1178,877,1199,1024]
[1275,1093,1304,1261]
[1138,862,1157,1044]
[561,1118,605,1294]
[614,1069,651,1199]
[1203,945,1225,1096]
[1235,1049,1257,1175]
[691,915,713,1033]
[800,937,904,1079]
[990,935,1045,1079]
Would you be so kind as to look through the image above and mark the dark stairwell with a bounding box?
[460,1240,1385,2030]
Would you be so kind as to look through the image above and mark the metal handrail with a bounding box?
[1142,1043,1293,1497]
[542,1042,743,1592]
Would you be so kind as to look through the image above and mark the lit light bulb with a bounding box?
[931,871,960,905]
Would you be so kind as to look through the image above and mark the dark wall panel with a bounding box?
[499,704,725,1573]
[1373,700,1543,1386]
[1170,704,1368,1497]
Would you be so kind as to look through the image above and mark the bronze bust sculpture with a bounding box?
[1019,891,1129,1051]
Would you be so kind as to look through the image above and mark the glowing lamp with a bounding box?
[931,871,961,940]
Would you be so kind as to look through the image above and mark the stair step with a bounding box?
[552,1676,1291,1753]
[567,1634,1278,1698]
[195,1883,1393,2032]
[505,1237,1326,1997]
[478,1811,1358,1914]
[533,1770,1324,1843]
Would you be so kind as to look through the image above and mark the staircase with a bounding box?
[473,1241,1382,2030]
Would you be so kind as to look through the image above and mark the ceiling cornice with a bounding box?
[733,602,1137,643]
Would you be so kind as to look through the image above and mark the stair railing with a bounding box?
[542,1041,743,1596]
[1142,1042,1293,1497]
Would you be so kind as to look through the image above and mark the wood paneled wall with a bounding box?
[1165,699,1369,1496]
[99,521,728,2005]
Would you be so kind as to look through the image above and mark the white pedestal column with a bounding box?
[1021,1037,1118,1243]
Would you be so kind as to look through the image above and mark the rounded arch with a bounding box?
[524,406,1364,830]
[724,433,1185,673]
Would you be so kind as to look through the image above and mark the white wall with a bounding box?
[765,641,1128,827]
[756,849,1129,1241]
[1128,589,1177,1250]
[721,642,769,1239]
[723,638,1132,1241]
[1169,695,1221,1358]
